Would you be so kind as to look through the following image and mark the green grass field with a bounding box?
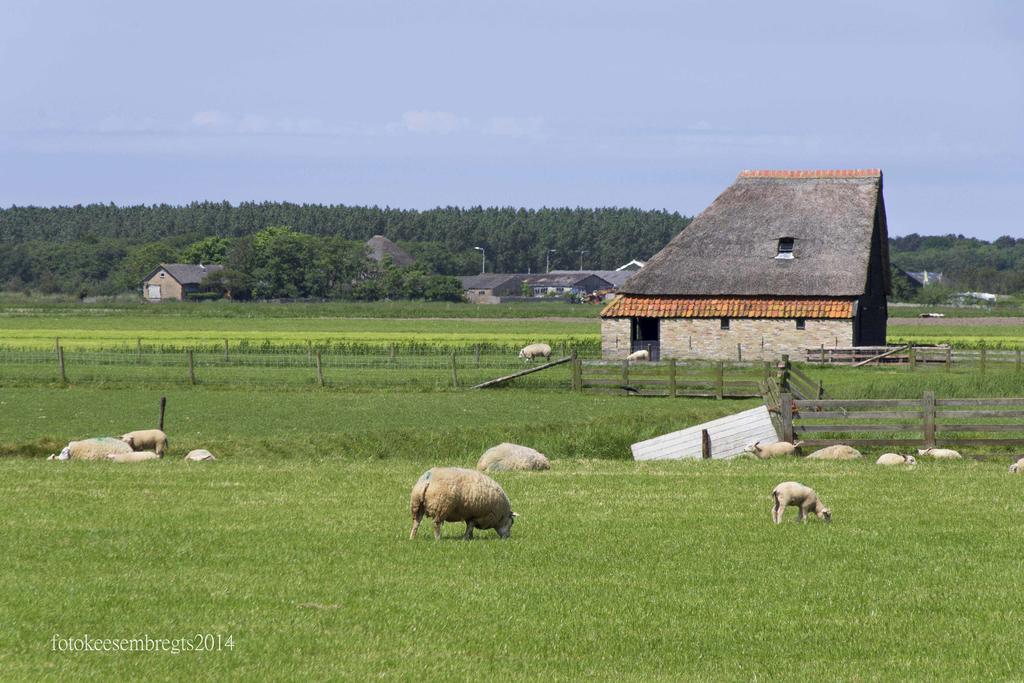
[4,457,1024,679]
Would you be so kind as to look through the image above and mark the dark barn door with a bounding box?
[630,317,660,360]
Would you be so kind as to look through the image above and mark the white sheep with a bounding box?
[47,437,133,461]
[771,481,831,524]
[626,349,650,362]
[184,449,217,462]
[107,450,160,463]
[745,440,803,459]
[917,447,961,459]
[1009,459,1023,474]
[409,467,517,541]
[518,343,552,361]
[477,443,550,472]
[806,444,862,460]
[876,453,917,465]
[121,429,168,457]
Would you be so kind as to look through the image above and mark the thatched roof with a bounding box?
[620,170,889,297]
[366,235,414,267]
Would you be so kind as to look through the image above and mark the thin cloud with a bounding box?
[394,110,469,134]
[483,115,544,138]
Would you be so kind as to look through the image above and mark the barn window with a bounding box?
[795,318,806,330]
[776,237,795,259]
[720,317,730,330]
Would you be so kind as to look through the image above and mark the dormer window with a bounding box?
[776,237,795,259]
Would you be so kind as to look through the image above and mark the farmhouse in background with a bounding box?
[458,274,528,303]
[141,263,225,302]
[602,169,890,361]
[366,235,414,267]
[523,272,614,297]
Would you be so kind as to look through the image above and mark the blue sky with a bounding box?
[1,1,1021,239]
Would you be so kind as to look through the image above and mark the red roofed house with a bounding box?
[601,170,890,360]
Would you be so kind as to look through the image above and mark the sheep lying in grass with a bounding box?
[121,429,168,457]
[626,349,650,362]
[1009,458,1023,474]
[48,437,133,461]
[917,447,961,459]
[107,450,160,463]
[746,440,803,459]
[806,444,862,460]
[477,443,549,472]
[184,449,217,462]
[410,467,517,541]
[876,453,917,465]
[771,481,831,524]
[518,343,552,361]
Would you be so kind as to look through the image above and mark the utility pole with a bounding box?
[578,250,587,270]
[473,246,485,274]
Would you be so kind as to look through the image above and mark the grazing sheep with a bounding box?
[626,349,650,362]
[410,467,516,541]
[917,447,961,459]
[107,450,160,463]
[184,449,217,462]
[518,343,552,361]
[1009,458,1023,473]
[771,481,831,524]
[121,429,168,457]
[876,453,916,465]
[47,437,133,461]
[806,444,862,460]
[746,440,803,459]
[477,443,550,472]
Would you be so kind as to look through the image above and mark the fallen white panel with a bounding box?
[631,405,779,461]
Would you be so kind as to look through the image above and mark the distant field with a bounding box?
[4,457,1024,679]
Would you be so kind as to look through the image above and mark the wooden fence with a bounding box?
[806,345,1024,371]
[779,390,1024,448]
[571,358,766,398]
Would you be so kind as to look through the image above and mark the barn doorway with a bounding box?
[630,317,660,360]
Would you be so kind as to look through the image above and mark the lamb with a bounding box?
[184,449,217,462]
[917,447,961,459]
[47,437,133,461]
[625,349,650,362]
[746,440,803,459]
[806,444,862,460]
[120,429,168,457]
[477,443,550,472]
[409,467,517,541]
[107,450,160,463]
[771,481,831,524]
[518,343,552,361]
[876,453,917,465]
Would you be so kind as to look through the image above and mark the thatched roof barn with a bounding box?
[366,235,414,267]
[601,170,890,361]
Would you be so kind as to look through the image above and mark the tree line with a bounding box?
[0,203,688,298]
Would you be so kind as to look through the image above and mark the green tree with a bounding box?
[180,236,230,264]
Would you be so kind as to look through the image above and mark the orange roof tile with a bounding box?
[601,295,855,319]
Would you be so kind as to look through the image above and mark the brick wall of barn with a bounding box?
[601,317,854,361]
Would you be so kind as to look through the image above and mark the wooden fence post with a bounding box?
[450,352,459,388]
[736,343,742,362]
[945,346,952,372]
[389,343,396,364]
[307,340,313,366]
[136,337,142,363]
[1017,349,1022,373]
[668,358,677,398]
[701,429,711,459]
[187,350,196,385]
[55,336,60,355]
[980,345,987,374]
[816,379,824,400]
[780,392,794,443]
[315,351,324,387]
[621,359,629,390]
[922,390,936,448]
[779,354,790,392]
[474,344,480,368]
[223,339,229,362]
[570,350,581,391]
[715,361,724,400]
[909,346,916,369]
[820,343,825,365]
[57,344,66,384]
[158,396,166,431]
